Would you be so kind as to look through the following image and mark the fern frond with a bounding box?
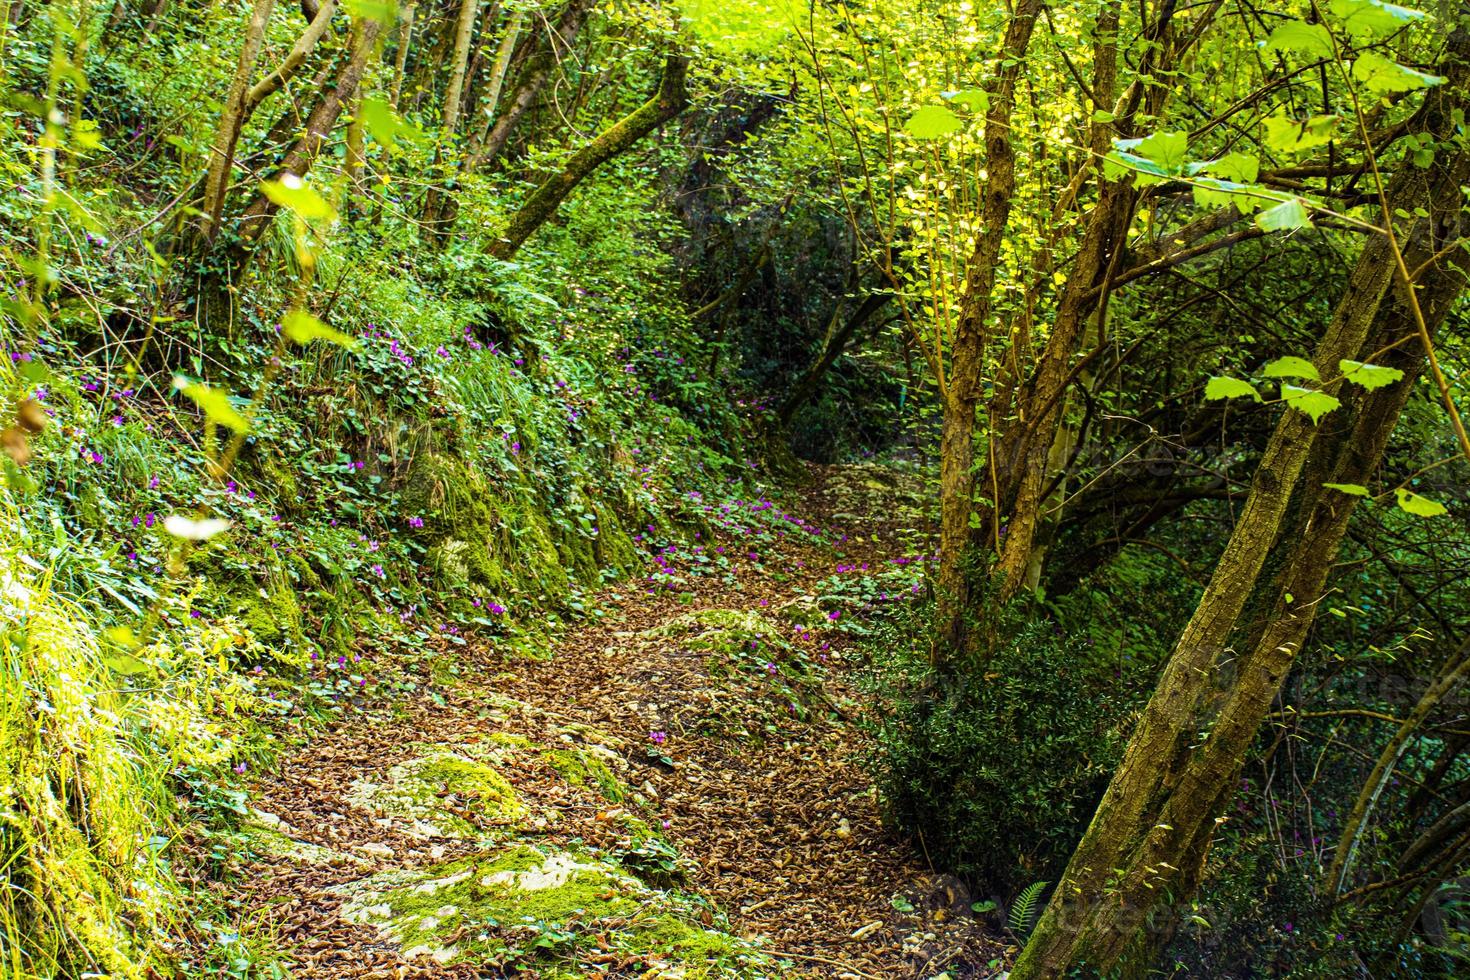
[1008,880,1049,936]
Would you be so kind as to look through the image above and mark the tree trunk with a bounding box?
[440,0,479,138]
[243,0,337,121]
[197,0,277,240]
[235,15,381,245]
[465,0,597,173]
[776,292,890,427]
[1013,37,1470,971]
[388,0,415,109]
[933,0,1045,663]
[471,7,521,139]
[486,54,688,261]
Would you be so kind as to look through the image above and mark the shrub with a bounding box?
[866,605,1126,896]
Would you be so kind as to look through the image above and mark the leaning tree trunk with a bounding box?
[242,0,337,122]
[197,0,276,240]
[776,292,890,427]
[1012,36,1470,973]
[464,0,597,172]
[486,54,688,261]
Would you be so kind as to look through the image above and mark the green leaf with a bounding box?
[1264,114,1340,155]
[1136,131,1190,172]
[1263,356,1321,381]
[1281,383,1341,423]
[358,97,420,152]
[173,377,249,433]
[904,105,963,139]
[1262,21,1335,59]
[103,652,154,675]
[943,88,989,114]
[260,174,337,222]
[1324,482,1371,496]
[1329,0,1430,40]
[1339,358,1405,390]
[1104,149,1170,185]
[1352,52,1445,94]
[1256,198,1313,232]
[1395,488,1447,516]
[1206,152,1260,184]
[342,0,398,23]
[282,310,359,348]
[1204,376,1262,402]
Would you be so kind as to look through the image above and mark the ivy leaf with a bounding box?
[1395,487,1447,517]
[904,105,963,139]
[1352,52,1445,94]
[173,377,249,433]
[282,310,359,349]
[260,173,337,222]
[1329,0,1430,40]
[1263,356,1321,381]
[1281,383,1341,423]
[1339,358,1405,390]
[1324,482,1371,496]
[1264,114,1340,155]
[1256,198,1313,232]
[1204,376,1262,402]
[1262,21,1335,59]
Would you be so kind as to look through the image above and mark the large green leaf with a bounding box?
[1264,114,1340,155]
[1263,21,1335,59]
[904,105,963,139]
[1256,198,1313,232]
[1263,356,1321,381]
[1136,131,1190,172]
[1324,483,1371,497]
[1339,358,1405,390]
[1281,383,1341,423]
[1352,52,1445,94]
[260,174,337,222]
[1395,487,1447,517]
[1329,0,1430,40]
[358,97,421,153]
[1204,376,1262,402]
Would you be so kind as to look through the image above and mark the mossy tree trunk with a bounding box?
[932,0,1044,664]
[1012,35,1470,973]
[196,0,276,240]
[487,54,689,261]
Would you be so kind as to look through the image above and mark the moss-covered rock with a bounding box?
[347,747,525,839]
[332,844,770,977]
[241,809,357,866]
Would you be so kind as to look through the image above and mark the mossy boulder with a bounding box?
[332,844,769,976]
[347,747,526,839]
[241,809,357,867]
[652,608,782,658]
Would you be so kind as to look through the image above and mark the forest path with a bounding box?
[222,464,1005,978]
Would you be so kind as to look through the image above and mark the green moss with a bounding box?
[347,749,525,838]
[334,845,769,976]
[543,747,625,802]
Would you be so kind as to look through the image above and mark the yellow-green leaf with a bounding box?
[260,173,337,222]
[1264,356,1320,381]
[1339,358,1405,390]
[1324,482,1370,497]
[1204,376,1262,402]
[1281,384,1341,423]
[904,105,963,139]
[173,377,249,433]
[281,310,359,348]
[1395,488,1447,517]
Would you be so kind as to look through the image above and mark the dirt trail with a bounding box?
[223,464,1005,978]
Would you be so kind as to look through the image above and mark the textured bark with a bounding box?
[1013,34,1470,971]
[197,0,277,240]
[440,0,480,138]
[471,7,521,139]
[388,1,415,109]
[487,54,688,261]
[933,0,1045,661]
[465,0,597,172]
[243,0,337,119]
[235,16,381,244]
